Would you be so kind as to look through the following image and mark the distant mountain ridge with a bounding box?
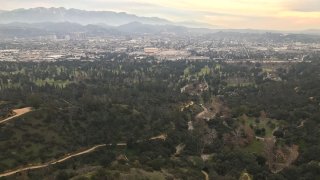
[0,7,170,26]
[117,22,188,34]
[0,22,215,38]
[300,29,320,35]
[0,22,121,38]
[0,7,319,36]
[1,22,320,39]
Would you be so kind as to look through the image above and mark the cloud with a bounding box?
[283,0,320,12]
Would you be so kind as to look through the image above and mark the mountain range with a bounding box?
[0,7,171,26]
[0,21,217,38]
[0,7,319,36]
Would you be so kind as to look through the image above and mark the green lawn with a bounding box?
[244,117,278,137]
[227,82,255,87]
[240,116,279,154]
[244,139,264,154]
[120,168,167,180]
[34,78,72,88]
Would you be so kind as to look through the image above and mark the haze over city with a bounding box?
[1,0,320,30]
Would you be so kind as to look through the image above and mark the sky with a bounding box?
[1,0,320,30]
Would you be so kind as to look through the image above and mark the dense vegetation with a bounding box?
[0,59,319,180]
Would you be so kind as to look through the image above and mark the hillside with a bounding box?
[0,7,170,26]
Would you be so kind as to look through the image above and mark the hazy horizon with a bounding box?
[0,0,320,31]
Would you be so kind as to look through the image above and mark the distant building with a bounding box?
[144,48,159,54]
[70,32,87,40]
[187,56,210,61]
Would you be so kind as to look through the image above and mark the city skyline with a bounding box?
[0,0,320,30]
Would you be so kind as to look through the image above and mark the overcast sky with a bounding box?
[1,0,320,30]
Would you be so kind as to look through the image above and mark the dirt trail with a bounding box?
[150,134,167,141]
[0,107,32,124]
[201,170,209,180]
[240,172,252,180]
[196,98,228,121]
[51,144,107,164]
[180,101,194,112]
[195,104,210,120]
[0,144,119,178]
[0,133,166,177]
[297,120,306,128]
[188,121,194,130]
[173,144,185,156]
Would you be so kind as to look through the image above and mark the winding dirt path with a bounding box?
[150,134,167,141]
[51,144,107,165]
[0,107,32,124]
[0,133,166,177]
[196,98,225,121]
[201,170,209,180]
[297,120,306,128]
[180,101,194,112]
[0,143,126,178]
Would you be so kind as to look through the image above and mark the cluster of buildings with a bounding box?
[0,33,320,62]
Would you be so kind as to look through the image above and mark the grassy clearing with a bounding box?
[244,139,264,154]
[0,101,9,106]
[183,65,212,80]
[77,168,168,180]
[34,78,71,88]
[120,168,166,180]
[0,83,22,90]
[262,68,274,73]
[245,117,278,137]
[227,82,255,87]
[198,65,210,76]
[240,116,279,154]
[0,69,26,76]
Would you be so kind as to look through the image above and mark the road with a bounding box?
[0,107,32,124]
